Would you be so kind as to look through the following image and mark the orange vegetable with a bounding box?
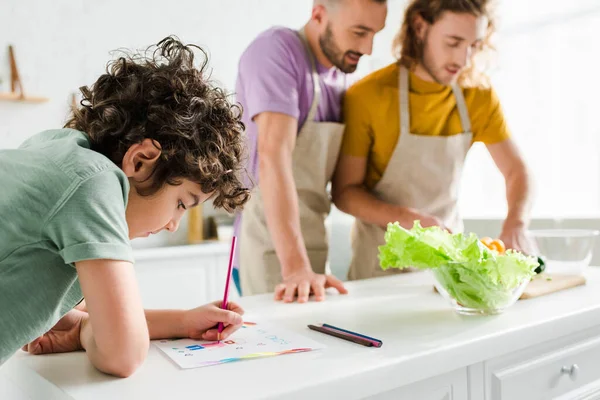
[487,239,506,253]
[480,237,493,247]
[480,237,506,253]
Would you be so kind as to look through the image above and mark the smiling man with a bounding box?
[332,0,536,280]
[234,0,387,301]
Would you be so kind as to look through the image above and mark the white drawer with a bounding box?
[367,367,469,400]
[486,331,600,400]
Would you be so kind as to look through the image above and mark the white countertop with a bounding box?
[3,269,600,400]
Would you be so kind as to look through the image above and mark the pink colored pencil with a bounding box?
[218,236,237,336]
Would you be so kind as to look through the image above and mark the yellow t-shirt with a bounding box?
[341,63,511,189]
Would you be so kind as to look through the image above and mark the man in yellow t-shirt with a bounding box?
[332,0,535,280]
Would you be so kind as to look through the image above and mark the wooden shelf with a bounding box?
[0,91,49,103]
[1,45,49,104]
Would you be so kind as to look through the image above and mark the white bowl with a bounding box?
[529,229,599,275]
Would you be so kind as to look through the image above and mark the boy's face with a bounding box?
[120,139,211,239]
[416,11,487,85]
[126,179,209,239]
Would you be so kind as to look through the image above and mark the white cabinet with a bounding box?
[132,243,235,309]
[362,326,600,400]
[368,368,469,400]
[484,326,600,400]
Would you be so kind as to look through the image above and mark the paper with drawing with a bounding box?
[154,321,325,369]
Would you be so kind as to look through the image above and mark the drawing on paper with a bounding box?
[154,321,325,369]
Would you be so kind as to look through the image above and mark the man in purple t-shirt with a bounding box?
[233,0,387,302]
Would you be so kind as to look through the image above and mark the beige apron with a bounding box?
[348,65,473,281]
[239,30,345,295]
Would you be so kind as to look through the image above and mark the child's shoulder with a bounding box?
[19,128,88,149]
[0,129,129,257]
[3,128,129,214]
[19,128,125,184]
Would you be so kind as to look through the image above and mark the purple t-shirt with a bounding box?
[232,26,351,270]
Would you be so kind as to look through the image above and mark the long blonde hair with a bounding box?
[392,0,496,88]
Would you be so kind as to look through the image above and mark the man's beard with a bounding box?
[319,24,361,73]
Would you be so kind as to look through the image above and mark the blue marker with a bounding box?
[322,323,382,345]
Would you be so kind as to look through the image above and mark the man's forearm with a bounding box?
[259,156,310,275]
[333,184,412,229]
[503,165,534,228]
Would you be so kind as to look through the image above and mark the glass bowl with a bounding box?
[432,262,529,316]
[529,229,599,275]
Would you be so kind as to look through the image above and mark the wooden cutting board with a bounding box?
[432,273,586,300]
[520,273,586,299]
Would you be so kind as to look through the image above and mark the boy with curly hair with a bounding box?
[0,36,250,377]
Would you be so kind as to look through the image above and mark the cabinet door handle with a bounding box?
[561,364,580,380]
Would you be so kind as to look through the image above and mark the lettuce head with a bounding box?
[378,221,539,310]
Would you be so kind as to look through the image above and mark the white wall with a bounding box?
[0,0,302,148]
[0,0,407,250]
[3,0,600,251]
[0,0,410,149]
[461,0,600,219]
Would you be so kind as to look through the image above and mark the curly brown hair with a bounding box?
[65,36,249,212]
[391,0,496,88]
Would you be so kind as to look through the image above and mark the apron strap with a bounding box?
[399,65,410,137]
[451,83,472,134]
[297,28,321,123]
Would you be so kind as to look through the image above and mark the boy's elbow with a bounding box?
[112,360,143,378]
[101,337,149,378]
[104,348,148,378]
[106,362,140,378]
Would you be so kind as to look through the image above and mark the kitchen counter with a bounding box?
[3,269,600,400]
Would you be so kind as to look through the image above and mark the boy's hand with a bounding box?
[21,309,88,355]
[182,301,244,341]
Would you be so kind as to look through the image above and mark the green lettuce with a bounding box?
[378,221,538,310]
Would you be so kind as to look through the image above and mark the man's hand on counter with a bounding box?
[394,206,451,232]
[275,269,348,303]
[499,221,537,255]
